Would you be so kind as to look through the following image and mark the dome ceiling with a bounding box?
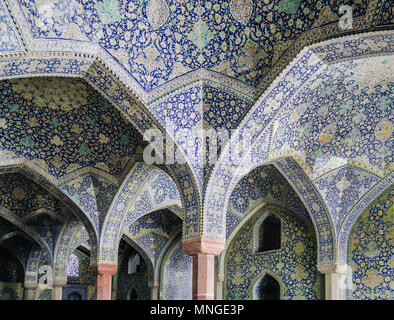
[12,0,389,93]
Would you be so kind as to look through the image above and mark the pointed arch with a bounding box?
[122,234,154,283]
[218,202,267,282]
[251,270,286,300]
[53,217,92,281]
[273,157,336,265]
[127,285,139,300]
[53,215,83,279]
[0,163,99,261]
[0,206,51,261]
[203,31,393,263]
[340,176,394,262]
[99,163,182,264]
[213,155,334,265]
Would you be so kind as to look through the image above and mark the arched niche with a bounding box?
[115,240,150,300]
[127,286,139,300]
[224,206,323,300]
[253,212,282,254]
[128,253,141,275]
[251,271,285,300]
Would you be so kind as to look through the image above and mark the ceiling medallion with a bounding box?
[146,0,170,30]
[229,0,253,26]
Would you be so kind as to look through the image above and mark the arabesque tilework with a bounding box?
[349,187,393,300]
[161,239,192,300]
[224,207,323,300]
[0,0,392,300]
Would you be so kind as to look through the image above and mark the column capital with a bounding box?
[90,264,117,276]
[182,237,225,256]
[317,263,350,274]
[52,278,67,287]
[24,282,38,290]
[148,281,159,289]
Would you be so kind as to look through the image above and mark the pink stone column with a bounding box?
[183,237,225,300]
[91,264,117,300]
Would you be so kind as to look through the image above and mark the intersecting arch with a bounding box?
[341,176,394,262]
[204,31,393,264]
[53,215,83,279]
[0,206,51,260]
[122,233,154,283]
[24,246,44,284]
[0,162,98,263]
[99,163,182,264]
[0,52,202,241]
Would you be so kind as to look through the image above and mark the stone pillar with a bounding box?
[318,263,352,300]
[24,282,37,300]
[183,237,225,300]
[111,288,117,300]
[148,281,159,300]
[51,278,67,300]
[91,264,117,300]
[215,274,224,300]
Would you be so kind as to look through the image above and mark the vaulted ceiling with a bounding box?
[0,77,144,180]
[1,0,391,97]
[0,172,72,261]
[0,0,392,271]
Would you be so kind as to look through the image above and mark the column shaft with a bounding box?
[25,289,36,300]
[51,279,67,300]
[24,283,37,300]
[148,282,159,300]
[96,273,112,300]
[318,263,351,300]
[215,274,224,300]
[91,264,117,300]
[183,237,225,301]
[192,253,215,300]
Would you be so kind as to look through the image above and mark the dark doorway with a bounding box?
[68,292,82,300]
[128,287,139,300]
[258,274,280,300]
